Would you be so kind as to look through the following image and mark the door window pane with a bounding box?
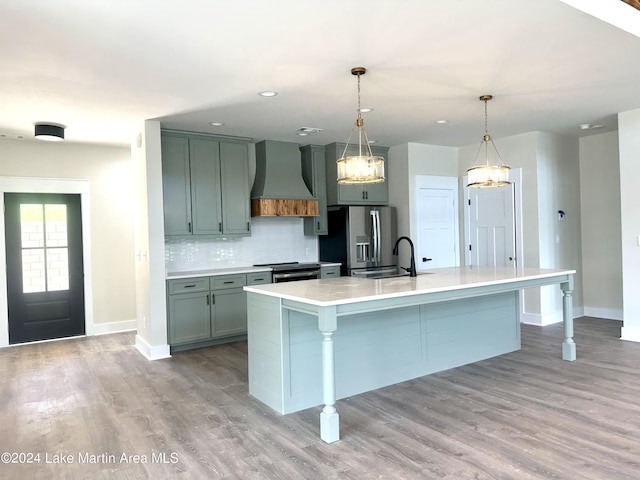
[47,248,69,291]
[19,203,69,293]
[45,205,68,247]
[20,204,44,248]
[22,249,46,293]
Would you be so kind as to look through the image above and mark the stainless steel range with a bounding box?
[253,262,321,283]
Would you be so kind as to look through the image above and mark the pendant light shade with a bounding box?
[466,95,510,188]
[35,123,65,142]
[336,67,385,184]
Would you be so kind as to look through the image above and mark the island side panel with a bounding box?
[284,291,519,414]
[286,305,425,413]
[247,292,288,414]
[423,291,520,373]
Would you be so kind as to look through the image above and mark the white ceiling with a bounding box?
[1,0,640,148]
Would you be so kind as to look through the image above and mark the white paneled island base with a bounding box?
[244,266,576,443]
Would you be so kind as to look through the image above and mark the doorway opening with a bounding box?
[5,193,85,344]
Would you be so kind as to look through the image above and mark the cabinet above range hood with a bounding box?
[251,140,319,217]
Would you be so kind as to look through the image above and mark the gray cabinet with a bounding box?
[167,278,211,345]
[167,271,271,350]
[320,265,341,278]
[161,131,250,237]
[301,145,328,235]
[211,275,246,337]
[324,142,389,205]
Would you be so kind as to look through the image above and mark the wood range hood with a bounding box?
[251,140,319,217]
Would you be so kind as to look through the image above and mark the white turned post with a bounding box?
[561,277,576,361]
[318,306,339,443]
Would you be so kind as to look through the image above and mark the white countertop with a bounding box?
[243,266,576,307]
[167,266,272,280]
[166,262,341,280]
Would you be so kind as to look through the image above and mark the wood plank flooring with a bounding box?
[0,317,638,479]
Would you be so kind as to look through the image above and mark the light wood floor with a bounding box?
[0,317,638,479]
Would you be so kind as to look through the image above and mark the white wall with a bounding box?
[0,138,136,333]
[389,142,458,267]
[132,121,170,360]
[536,132,583,319]
[618,109,640,341]
[458,132,583,324]
[579,131,622,319]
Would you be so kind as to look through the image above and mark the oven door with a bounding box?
[272,269,320,283]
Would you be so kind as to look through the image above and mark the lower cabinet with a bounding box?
[167,271,271,351]
[320,264,341,278]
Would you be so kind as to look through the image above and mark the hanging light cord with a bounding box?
[473,96,505,167]
[340,70,375,160]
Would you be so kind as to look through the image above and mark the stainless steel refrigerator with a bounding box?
[319,206,398,276]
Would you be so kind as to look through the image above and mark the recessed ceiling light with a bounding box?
[359,107,374,113]
[579,123,605,130]
[435,119,448,124]
[258,90,278,97]
[368,139,377,144]
[296,127,323,135]
[209,122,225,127]
[296,132,309,137]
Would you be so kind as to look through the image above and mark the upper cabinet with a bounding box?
[300,145,328,235]
[324,142,389,205]
[161,131,251,237]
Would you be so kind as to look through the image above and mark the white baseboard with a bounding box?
[93,319,137,336]
[583,306,623,321]
[621,326,640,342]
[134,334,171,361]
[520,307,583,326]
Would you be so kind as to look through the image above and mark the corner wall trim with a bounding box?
[621,326,640,343]
[134,335,171,361]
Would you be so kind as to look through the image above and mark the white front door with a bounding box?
[466,183,516,267]
[415,176,459,269]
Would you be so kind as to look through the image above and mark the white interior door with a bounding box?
[467,184,516,267]
[415,176,458,269]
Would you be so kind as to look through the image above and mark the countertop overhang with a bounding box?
[243,266,576,307]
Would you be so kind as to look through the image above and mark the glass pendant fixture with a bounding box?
[466,95,511,188]
[336,67,385,184]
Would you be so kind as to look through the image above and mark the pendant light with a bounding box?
[336,67,385,184]
[466,95,510,188]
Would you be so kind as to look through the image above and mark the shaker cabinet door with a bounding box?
[220,142,251,235]
[168,291,211,345]
[161,136,192,236]
[190,138,223,235]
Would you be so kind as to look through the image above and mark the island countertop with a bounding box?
[243,266,576,306]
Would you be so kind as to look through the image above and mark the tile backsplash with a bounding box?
[165,216,319,273]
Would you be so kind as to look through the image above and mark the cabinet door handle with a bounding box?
[206,294,210,305]
[223,281,234,284]
[211,294,215,305]
[184,284,197,288]
[218,222,222,232]
[362,191,366,200]
[247,222,250,231]
[253,277,264,282]
[188,221,192,233]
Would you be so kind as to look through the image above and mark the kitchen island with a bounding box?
[244,266,575,443]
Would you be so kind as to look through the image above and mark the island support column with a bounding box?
[561,276,576,361]
[318,305,339,443]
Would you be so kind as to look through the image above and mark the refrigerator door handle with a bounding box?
[372,210,381,263]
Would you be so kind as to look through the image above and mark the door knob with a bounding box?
[422,257,432,262]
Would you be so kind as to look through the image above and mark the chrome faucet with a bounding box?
[392,236,417,277]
